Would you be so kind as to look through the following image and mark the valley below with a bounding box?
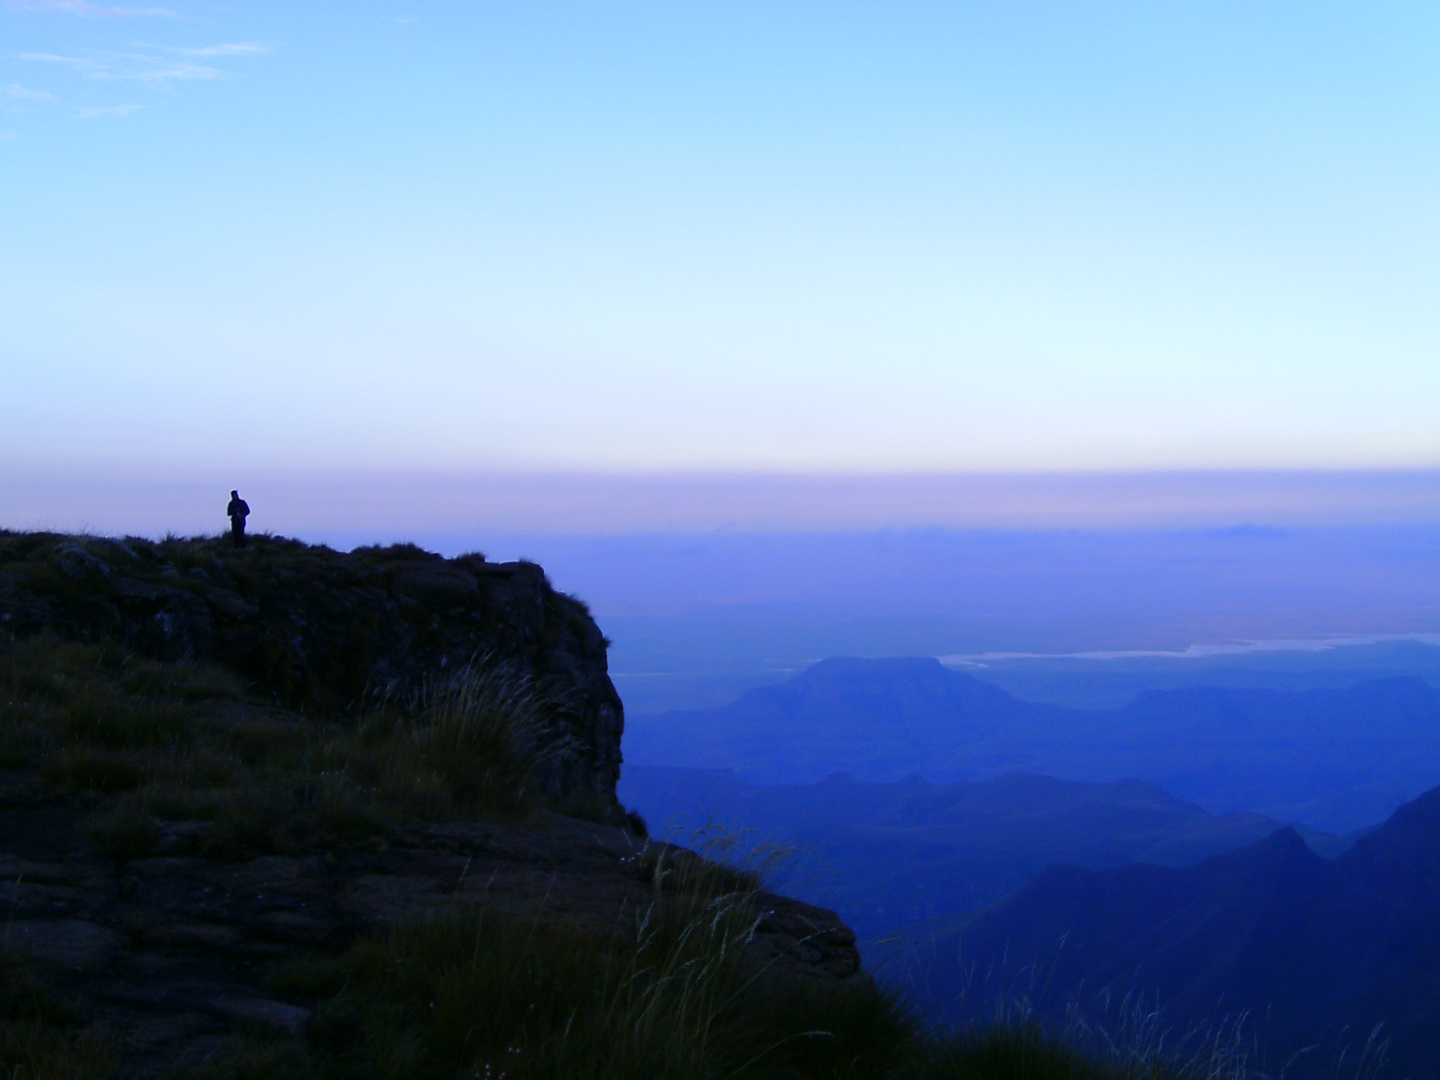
[620,653,1440,1079]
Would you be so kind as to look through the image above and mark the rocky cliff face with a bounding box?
[0,531,865,1077]
[0,531,624,814]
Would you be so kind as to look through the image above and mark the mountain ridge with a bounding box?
[618,764,1348,950]
[930,782,1440,1078]
[626,656,1440,831]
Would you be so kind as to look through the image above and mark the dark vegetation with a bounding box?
[0,634,585,861]
[0,532,1276,1078]
[0,949,115,1078]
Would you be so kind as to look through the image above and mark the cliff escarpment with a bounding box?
[0,531,866,1078]
[0,531,624,815]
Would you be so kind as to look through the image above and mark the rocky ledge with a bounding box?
[0,769,858,1077]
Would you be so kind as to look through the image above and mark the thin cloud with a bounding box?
[13,36,262,117]
[22,49,231,85]
[76,102,138,116]
[172,42,268,57]
[2,82,54,100]
[19,51,107,76]
[0,1,171,16]
[1,77,137,117]
[130,60,222,84]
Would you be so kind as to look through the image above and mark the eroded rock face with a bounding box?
[0,775,860,1078]
[0,533,624,814]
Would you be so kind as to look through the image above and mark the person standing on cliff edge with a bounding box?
[226,490,250,548]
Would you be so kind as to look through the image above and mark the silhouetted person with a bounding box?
[227,490,250,548]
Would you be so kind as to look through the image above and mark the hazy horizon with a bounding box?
[9,469,1440,691]
[9,467,1440,539]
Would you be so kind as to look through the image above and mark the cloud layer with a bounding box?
[22,43,265,85]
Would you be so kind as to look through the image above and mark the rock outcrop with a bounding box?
[0,532,624,814]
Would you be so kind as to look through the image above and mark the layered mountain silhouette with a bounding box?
[625,657,1440,831]
[924,784,1440,1079]
[620,766,1345,946]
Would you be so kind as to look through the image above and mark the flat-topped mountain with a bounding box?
[627,656,1440,831]
[930,782,1440,1079]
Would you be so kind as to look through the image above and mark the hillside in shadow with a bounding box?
[924,783,1440,1079]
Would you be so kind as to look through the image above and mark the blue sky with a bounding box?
[4,3,1440,516]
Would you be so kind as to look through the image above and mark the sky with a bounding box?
[4,2,1440,532]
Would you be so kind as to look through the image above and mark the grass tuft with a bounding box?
[283,901,905,1080]
[0,951,112,1079]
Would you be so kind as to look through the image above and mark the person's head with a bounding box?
[231,490,239,498]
